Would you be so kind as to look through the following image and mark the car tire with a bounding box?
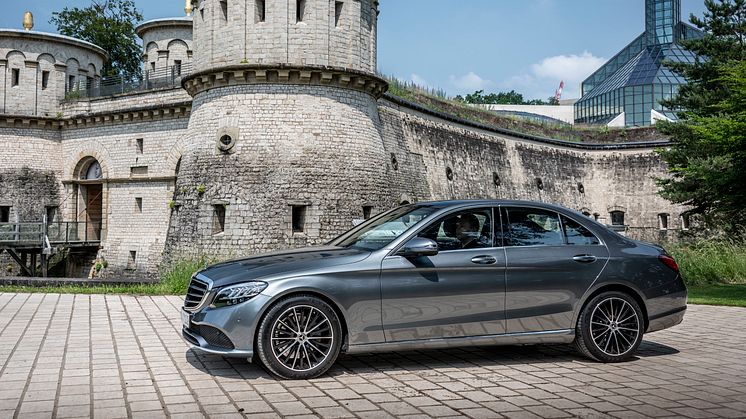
[575,291,644,362]
[256,294,342,380]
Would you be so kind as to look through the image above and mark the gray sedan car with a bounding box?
[182,200,687,380]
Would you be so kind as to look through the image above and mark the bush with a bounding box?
[667,240,746,286]
[159,257,216,295]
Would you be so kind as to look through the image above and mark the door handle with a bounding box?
[573,255,597,263]
[471,255,497,265]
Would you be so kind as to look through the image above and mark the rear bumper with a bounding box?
[646,305,686,333]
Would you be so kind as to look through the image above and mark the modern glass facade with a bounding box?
[574,0,703,127]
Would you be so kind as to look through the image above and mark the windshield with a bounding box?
[330,205,439,251]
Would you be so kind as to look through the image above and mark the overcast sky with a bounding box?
[3,0,707,99]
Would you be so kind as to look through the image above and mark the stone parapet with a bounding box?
[182,64,388,98]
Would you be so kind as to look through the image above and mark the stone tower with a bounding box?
[168,0,390,257]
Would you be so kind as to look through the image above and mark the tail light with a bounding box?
[659,254,680,273]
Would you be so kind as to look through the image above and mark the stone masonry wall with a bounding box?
[193,0,377,73]
[378,99,687,237]
[163,83,394,262]
[60,116,190,279]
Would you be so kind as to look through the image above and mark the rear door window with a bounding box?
[504,207,564,247]
[562,215,600,245]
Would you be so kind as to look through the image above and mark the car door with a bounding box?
[502,206,609,334]
[380,207,506,342]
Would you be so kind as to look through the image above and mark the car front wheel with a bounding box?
[256,295,342,380]
[575,291,644,362]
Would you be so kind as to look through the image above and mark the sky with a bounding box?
[3,0,708,100]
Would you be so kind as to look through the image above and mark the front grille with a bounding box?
[184,277,209,311]
[194,325,235,350]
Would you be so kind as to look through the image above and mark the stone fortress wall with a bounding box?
[0,0,685,279]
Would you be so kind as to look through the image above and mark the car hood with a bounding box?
[197,246,372,287]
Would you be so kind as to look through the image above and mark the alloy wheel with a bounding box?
[269,305,334,372]
[589,297,641,356]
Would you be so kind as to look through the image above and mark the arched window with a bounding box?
[80,158,102,180]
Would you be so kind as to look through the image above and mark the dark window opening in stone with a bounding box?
[493,172,501,187]
[46,206,58,223]
[174,60,182,76]
[0,206,10,223]
[659,213,669,230]
[363,206,373,219]
[41,71,50,90]
[11,69,19,87]
[536,178,544,190]
[135,198,143,213]
[400,201,410,206]
[577,182,585,194]
[335,1,343,26]
[681,213,690,230]
[213,205,226,235]
[220,0,228,21]
[292,205,307,233]
[256,0,265,22]
[175,158,182,176]
[127,251,137,270]
[446,167,453,181]
[610,211,625,226]
[390,154,398,171]
[150,62,156,72]
[296,0,306,23]
[68,75,75,91]
[136,138,144,154]
[220,135,232,146]
[86,76,93,90]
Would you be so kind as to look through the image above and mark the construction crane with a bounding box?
[554,81,565,102]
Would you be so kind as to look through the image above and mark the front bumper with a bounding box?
[180,293,272,359]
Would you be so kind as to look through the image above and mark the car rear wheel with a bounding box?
[256,295,342,380]
[575,291,644,362]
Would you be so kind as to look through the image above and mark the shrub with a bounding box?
[667,240,746,286]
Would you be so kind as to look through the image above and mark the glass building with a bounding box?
[574,0,703,127]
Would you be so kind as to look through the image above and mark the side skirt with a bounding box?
[346,329,575,355]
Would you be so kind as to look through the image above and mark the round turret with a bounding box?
[136,18,194,76]
[0,29,106,117]
[191,0,379,74]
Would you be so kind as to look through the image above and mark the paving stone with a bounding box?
[1,296,745,419]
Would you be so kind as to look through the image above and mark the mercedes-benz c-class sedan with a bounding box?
[182,200,687,379]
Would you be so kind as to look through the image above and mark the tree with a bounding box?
[50,0,143,77]
[656,0,746,233]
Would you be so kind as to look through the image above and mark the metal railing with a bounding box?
[0,221,102,247]
[66,63,193,99]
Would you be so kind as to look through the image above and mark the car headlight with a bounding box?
[211,282,267,308]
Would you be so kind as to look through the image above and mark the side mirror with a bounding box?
[397,237,439,258]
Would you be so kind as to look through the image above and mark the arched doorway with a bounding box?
[77,157,103,241]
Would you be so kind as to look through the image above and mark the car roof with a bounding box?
[414,199,577,213]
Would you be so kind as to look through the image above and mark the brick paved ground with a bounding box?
[1,293,745,419]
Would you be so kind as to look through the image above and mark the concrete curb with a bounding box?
[0,277,159,287]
